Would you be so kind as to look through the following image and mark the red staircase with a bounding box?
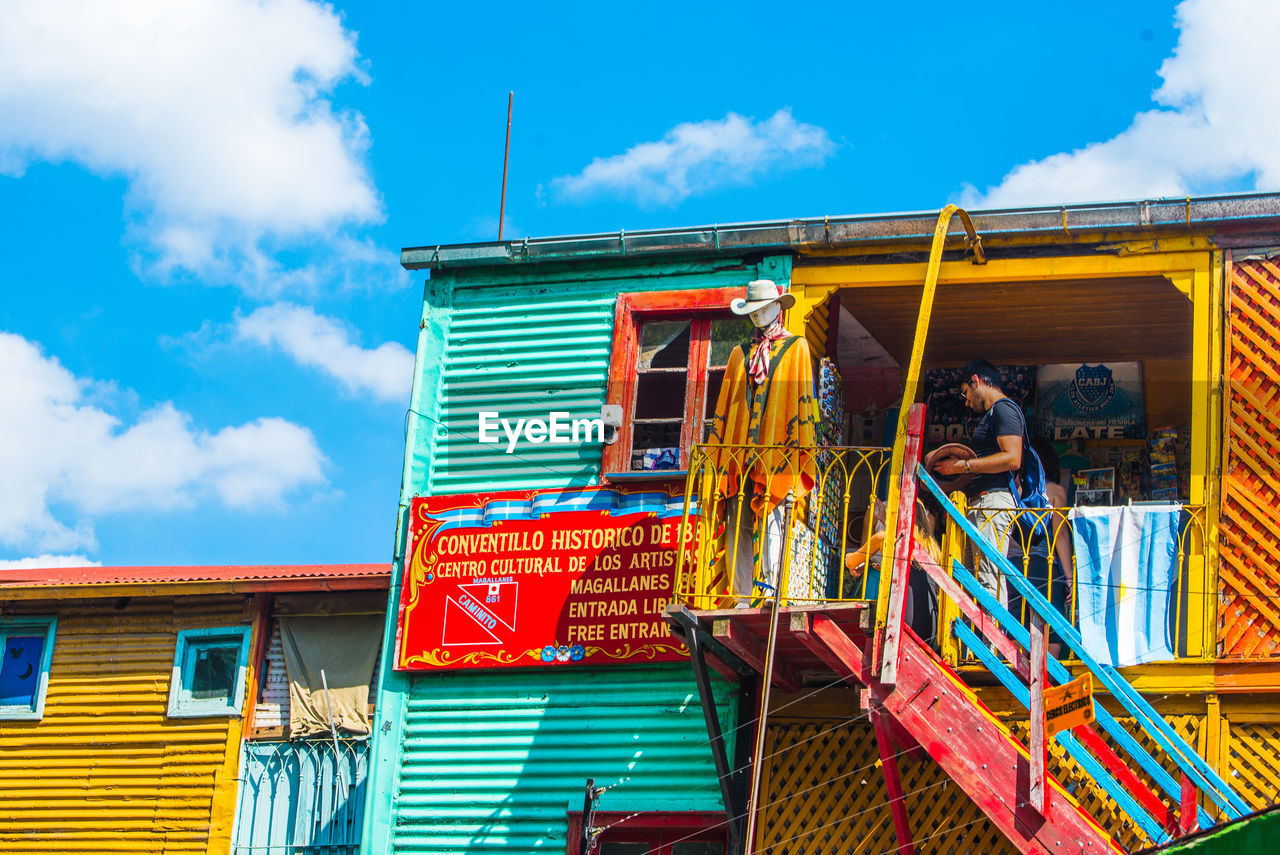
[667,404,1248,854]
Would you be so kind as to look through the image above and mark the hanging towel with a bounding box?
[1071,505,1181,667]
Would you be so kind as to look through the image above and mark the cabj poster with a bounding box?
[1035,362,1145,440]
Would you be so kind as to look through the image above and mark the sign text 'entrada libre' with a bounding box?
[396,487,694,671]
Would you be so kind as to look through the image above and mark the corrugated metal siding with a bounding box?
[424,261,764,495]
[0,595,252,853]
[253,621,290,730]
[390,665,735,853]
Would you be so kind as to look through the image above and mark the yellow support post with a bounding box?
[1205,250,1225,660]
[874,206,985,670]
[1205,693,1225,782]
[1187,257,1216,659]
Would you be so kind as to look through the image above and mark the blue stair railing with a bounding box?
[915,466,1249,837]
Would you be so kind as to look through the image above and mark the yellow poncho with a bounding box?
[706,335,819,514]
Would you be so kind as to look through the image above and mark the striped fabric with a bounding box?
[1072,505,1180,667]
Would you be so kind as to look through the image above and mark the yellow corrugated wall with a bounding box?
[802,292,829,359]
[0,594,254,854]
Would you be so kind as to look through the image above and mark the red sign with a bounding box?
[396,487,695,671]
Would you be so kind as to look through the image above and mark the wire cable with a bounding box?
[401,400,1224,844]
[589,708,875,837]
[603,699,946,851]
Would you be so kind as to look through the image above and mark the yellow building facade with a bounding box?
[751,215,1280,851]
[0,564,386,854]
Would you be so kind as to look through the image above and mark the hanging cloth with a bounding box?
[279,613,384,737]
[1071,504,1180,667]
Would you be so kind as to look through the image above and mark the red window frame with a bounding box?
[565,811,728,854]
[602,288,745,476]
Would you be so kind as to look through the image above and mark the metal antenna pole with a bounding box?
[498,91,513,241]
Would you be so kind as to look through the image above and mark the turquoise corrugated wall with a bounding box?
[362,255,791,853]
[412,256,791,495]
[389,666,736,853]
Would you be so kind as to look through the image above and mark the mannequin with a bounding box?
[707,280,819,604]
[749,300,781,330]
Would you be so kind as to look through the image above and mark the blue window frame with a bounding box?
[167,626,252,718]
[0,615,57,720]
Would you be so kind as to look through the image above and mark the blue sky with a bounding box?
[0,0,1271,569]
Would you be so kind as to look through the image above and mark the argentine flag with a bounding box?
[1071,505,1181,667]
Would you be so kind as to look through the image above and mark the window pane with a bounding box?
[638,321,691,370]
[187,643,238,702]
[709,318,754,367]
[673,843,724,855]
[704,368,726,419]
[631,422,682,470]
[600,843,651,855]
[0,635,44,707]
[635,373,686,419]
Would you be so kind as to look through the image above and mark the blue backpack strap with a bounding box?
[996,399,1050,538]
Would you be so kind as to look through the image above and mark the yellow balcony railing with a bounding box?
[674,443,892,610]
[943,498,1212,664]
[675,442,1213,664]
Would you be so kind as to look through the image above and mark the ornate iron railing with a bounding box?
[233,738,368,854]
[954,500,1211,663]
[675,441,1213,662]
[674,443,892,610]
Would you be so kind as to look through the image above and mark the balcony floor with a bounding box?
[665,601,876,691]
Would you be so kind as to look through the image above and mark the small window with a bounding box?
[600,834,725,855]
[629,314,752,471]
[167,626,252,718]
[0,616,56,720]
[604,289,757,477]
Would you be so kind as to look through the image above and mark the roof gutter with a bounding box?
[402,192,1280,271]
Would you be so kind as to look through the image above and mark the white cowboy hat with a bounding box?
[729,279,796,315]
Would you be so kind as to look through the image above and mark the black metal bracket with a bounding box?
[579,777,603,855]
[665,606,754,678]
[665,606,755,853]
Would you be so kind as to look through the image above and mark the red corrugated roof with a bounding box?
[0,563,389,590]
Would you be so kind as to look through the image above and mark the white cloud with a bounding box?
[0,332,327,554]
[214,237,411,301]
[965,0,1280,207]
[0,0,380,279]
[553,108,835,206]
[236,303,413,403]
[0,555,100,570]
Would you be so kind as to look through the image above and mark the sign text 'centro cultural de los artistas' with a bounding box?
[395,488,694,671]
